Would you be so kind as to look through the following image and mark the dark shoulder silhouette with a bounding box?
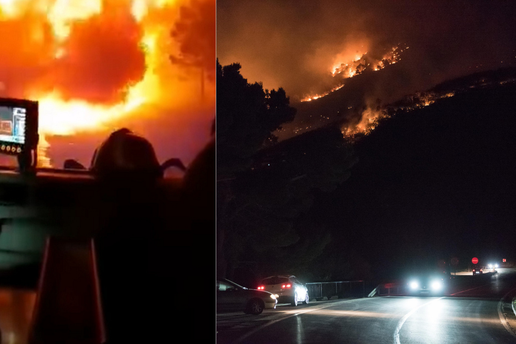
[182,138,215,224]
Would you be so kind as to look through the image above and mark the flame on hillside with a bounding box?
[342,107,387,137]
[0,0,215,167]
[341,70,516,139]
[301,84,344,102]
[341,91,456,138]
[332,45,406,77]
[301,44,408,102]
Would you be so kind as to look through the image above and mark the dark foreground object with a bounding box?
[0,128,215,342]
[0,172,212,342]
[89,176,208,343]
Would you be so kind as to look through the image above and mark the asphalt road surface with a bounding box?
[217,268,516,343]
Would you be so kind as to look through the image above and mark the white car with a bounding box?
[258,275,309,306]
[217,279,277,314]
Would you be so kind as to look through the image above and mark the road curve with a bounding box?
[218,269,516,344]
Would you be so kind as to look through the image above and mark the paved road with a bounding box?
[217,268,516,343]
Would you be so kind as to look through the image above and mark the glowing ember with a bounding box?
[0,0,214,167]
[341,91,456,138]
[341,107,388,137]
[302,84,344,102]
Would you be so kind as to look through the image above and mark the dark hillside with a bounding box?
[306,80,516,279]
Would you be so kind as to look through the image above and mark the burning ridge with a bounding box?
[301,44,408,102]
[341,67,516,139]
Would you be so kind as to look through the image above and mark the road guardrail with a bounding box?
[305,280,365,300]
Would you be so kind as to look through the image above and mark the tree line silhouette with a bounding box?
[217,60,357,283]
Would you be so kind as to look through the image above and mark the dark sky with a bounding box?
[218,0,516,101]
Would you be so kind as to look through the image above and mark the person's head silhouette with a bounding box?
[91,128,162,179]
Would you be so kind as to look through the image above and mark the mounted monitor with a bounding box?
[0,98,39,171]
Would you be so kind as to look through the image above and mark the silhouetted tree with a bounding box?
[170,0,215,100]
[217,61,297,278]
[217,61,296,176]
[217,62,356,280]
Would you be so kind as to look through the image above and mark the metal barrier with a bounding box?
[305,280,365,300]
[374,282,405,296]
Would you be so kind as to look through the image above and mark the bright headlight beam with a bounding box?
[409,281,419,290]
[431,281,442,291]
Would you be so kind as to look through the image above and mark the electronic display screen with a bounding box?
[0,106,25,143]
[0,98,37,160]
[0,106,26,154]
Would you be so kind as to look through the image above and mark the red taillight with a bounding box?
[282,284,292,288]
[257,286,265,290]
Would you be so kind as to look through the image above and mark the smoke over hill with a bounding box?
[218,0,516,113]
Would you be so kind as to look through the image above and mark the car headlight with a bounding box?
[270,294,278,300]
[431,280,442,291]
[409,281,419,290]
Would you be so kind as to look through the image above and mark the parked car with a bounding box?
[258,275,309,306]
[217,278,277,314]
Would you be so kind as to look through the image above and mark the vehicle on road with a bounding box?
[407,272,447,296]
[217,279,277,315]
[487,264,498,273]
[258,275,309,306]
[472,266,484,275]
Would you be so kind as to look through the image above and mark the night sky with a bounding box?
[217,0,516,282]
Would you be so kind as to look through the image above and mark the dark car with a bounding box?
[217,279,277,315]
[472,266,484,275]
[407,272,448,296]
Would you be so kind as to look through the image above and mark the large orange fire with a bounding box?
[0,0,215,167]
[294,41,516,141]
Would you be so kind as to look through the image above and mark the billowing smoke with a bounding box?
[50,7,146,103]
[0,2,146,104]
[218,0,516,103]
